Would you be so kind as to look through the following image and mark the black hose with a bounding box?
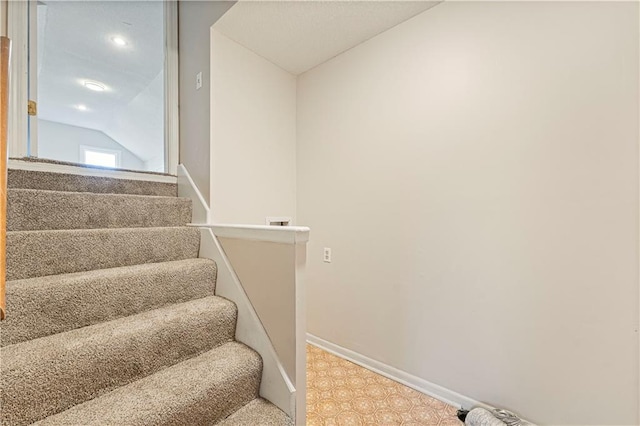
[457,409,469,422]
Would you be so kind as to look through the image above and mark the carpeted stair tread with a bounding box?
[217,398,293,426]
[10,157,176,177]
[8,168,176,196]
[3,169,287,425]
[7,226,200,280]
[0,296,237,426]
[0,258,217,347]
[8,188,192,231]
[32,342,262,426]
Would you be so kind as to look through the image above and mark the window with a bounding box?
[80,146,121,168]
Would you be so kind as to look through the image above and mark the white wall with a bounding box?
[144,155,165,173]
[297,2,639,424]
[210,29,296,225]
[218,237,297,383]
[104,70,164,172]
[178,1,235,204]
[38,119,144,170]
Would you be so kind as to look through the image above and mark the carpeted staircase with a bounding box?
[0,167,292,426]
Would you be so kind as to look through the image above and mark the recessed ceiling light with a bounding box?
[111,36,128,47]
[76,104,87,111]
[83,81,106,92]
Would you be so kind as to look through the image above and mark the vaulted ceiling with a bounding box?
[37,0,164,162]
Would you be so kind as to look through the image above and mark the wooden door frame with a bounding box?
[164,0,179,175]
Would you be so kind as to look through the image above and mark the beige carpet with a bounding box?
[307,345,463,426]
[0,167,291,425]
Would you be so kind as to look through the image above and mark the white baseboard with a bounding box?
[177,163,295,419]
[201,228,295,417]
[176,164,209,224]
[306,333,482,411]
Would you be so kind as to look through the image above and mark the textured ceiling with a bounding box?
[213,0,441,75]
[37,0,164,160]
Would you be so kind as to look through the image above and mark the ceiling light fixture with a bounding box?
[111,36,128,47]
[83,80,106,92]
[76,104,88,111]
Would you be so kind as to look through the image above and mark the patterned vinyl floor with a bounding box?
[306,344,464,426]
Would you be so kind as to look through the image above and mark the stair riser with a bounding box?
[7,227,200,280]
[1,259,217,347]
[32,343,262,426]
[2,168,272,426]
[8,189,192,231]
[156,364,260,426]
[8,169,176,196]
[1,298,237,426]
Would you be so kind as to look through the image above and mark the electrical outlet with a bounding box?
[196,72,202,90]
[323,248,332,263]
